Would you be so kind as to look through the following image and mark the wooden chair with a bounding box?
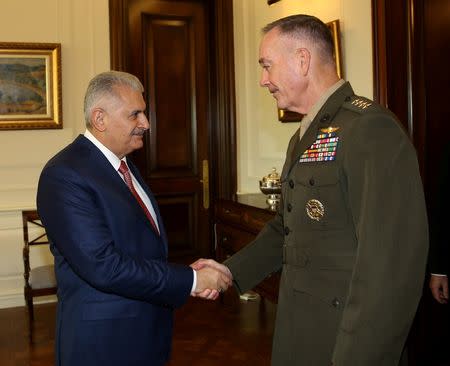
[22,210,57,336]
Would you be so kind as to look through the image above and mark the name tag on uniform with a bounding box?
[299,127,340,163]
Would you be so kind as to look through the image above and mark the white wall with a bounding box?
[0,0,110,308]
[233,0,373,193]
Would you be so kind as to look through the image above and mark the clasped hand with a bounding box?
[190,258,233,300]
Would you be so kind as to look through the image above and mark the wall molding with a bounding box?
[0,289,56,309]
[0,288,24,309]
[0,204,36,213]
[0,186,37,212]
[0,276,56,309]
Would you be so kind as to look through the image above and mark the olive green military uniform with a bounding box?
[225,82,428,365]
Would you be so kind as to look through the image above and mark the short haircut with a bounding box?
[262,14,335,65]
[84,70,144,127]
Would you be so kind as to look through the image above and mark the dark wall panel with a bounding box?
[144,17,194,171]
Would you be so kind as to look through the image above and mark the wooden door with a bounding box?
[109,0,236,261]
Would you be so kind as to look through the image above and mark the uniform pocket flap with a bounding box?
[292,268,350,308]
[295,164,339,186]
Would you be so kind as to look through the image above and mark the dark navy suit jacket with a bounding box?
[37,135,193,366]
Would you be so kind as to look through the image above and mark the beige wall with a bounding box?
[0,0,110,308]
[233,0,373,193]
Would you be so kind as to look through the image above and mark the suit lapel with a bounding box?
[76,136,147,210]
[76,136,165,246]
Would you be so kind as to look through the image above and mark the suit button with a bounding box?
[289,179,294,188]
[345,96,351,102]
[331,298,340,308]
[284,226,290,235]
[287,203,292,212]
[309,178,315,186]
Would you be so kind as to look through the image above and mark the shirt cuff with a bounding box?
[191,269,197,293]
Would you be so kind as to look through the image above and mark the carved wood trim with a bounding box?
[109,0,127,71]
[209,0,237,200]
[371,0,426,176]
[372,0,388,106]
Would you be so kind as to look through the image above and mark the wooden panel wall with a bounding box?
[373,1,450,364]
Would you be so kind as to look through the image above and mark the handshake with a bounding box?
[190,259,233,300]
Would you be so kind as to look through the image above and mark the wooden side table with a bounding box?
[215,195,280,303]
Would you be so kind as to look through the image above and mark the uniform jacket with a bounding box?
[225,82,428,365]
[37,135,193,366]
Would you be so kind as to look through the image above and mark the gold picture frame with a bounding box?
[278,19,343,122]
[0,42,62,130]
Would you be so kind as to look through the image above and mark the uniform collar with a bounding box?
[300,79,346,140]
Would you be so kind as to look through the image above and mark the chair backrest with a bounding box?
[22,210,50,285]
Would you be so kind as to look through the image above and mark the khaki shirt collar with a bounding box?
[299,79,345,140]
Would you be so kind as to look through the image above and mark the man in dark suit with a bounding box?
[37,71,232,366]
[201,14,428,365]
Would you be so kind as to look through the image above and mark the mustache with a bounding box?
[131,128,148,136]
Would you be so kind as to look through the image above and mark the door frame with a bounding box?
[371,0,426,178]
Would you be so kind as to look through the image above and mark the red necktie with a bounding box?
[118,161,160,235]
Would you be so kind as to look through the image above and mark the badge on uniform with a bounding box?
[299,127,340,163]
[305,199,325,221]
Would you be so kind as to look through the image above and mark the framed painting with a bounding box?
[0,42,62,130]
[278,19,343,122]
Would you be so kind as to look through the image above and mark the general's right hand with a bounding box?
[194,265,231,293]
[191,259,232,297]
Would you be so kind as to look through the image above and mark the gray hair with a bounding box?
[263,14,335,65]
[84,70,144,127]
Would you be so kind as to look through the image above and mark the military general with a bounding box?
[202,14,428,366]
